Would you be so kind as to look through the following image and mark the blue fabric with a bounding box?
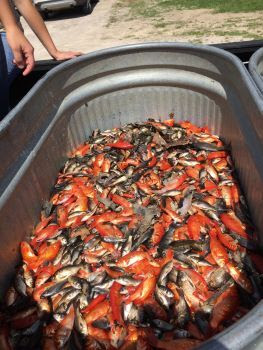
[0,32,21,120]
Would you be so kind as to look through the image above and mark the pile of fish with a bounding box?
[1,119,263,350]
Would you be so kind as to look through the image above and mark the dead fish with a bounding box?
[170,240,208,253]
[110,325,127,349]
[76,293,89,310]
[87,271,106,285]
[6,119,259,350]
[192,200,216,212]
[116,276,141,287]
[192,141,225,151]
[103,236,126,243]
[158,261,174,286]
[41,281,67,298]
[14,269,27,297]
[92,318,110,330]
[123,302,142,324]
[121,235,133,256]
[152,319,174,331]
[207,268,230,290]
[53,266,81,282]
[173,289,190,327]
[92,279,114,292]
[159,223,180,251]
[155,285,174,310]
[75,306,88,337]
[177,189,194,217]
[131,228,153,251]
[5,286,18,307]
[55,289,80,312]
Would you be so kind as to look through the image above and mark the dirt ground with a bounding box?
[22,0,263,61]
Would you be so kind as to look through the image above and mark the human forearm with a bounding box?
[14,0,59,57]
[0,0,35,74]
[0,0,19,29]
[15,0,82,60]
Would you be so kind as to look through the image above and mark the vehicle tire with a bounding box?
[41,11,50,20]
[82,0,92,14]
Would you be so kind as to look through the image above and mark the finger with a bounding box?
[22,56,34,76]
[71,51,83,57]
[13,49,26,69]
[63,51,83,58]
[22,50,35,76]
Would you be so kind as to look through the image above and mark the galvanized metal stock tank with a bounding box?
[249,46,263,95]
[1,43,263,349]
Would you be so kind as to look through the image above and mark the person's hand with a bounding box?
[6,26,35,76]
[52,50,83,61]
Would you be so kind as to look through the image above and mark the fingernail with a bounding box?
[18,65,25,69]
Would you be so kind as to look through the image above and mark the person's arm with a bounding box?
[0,0,34,75]
[14,0,82,60]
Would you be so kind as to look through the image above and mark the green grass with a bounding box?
[108,0,263,42]
[247,20,263,29]
[158,0,263,13]
[213,29,250,36]
[124,0,158,18]
[117,0,263,17]
[180,29,262,41]
[182,29,207,36]
[153,22,167,28]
